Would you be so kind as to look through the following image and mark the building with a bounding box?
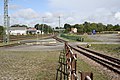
[27,28,43,34]
[71,28,77,33]
[9,27,27,35]
[27,28,37,34]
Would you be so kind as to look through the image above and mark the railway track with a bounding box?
[0,34,53,43]
[53,36,120,75]
[70,45,120,74]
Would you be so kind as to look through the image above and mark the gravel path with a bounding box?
[0,39,64,51]
[87,34,120,42]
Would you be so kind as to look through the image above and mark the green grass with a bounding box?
[79,35,99,42]
[0,48,112,80]
[0,50,60,80]
[90,44,120,58]
[0,34,51,46]
[60,34,99,42]
[77,58,109,80]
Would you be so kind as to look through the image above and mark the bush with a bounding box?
[60,34,84,42]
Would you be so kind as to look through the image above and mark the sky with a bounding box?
[0,0,120,27]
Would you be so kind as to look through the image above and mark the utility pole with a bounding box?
[42,17,45,35]
[3,0,9,44]
[58,16,61,34]
[7,16,10,43]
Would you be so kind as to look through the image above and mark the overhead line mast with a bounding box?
[3,0,9,43]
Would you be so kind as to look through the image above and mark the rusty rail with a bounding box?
[76,46,120,74]
[54,36,93,80]
[56,43,77,80]
[65,43,77,80]
[77,45,120,64]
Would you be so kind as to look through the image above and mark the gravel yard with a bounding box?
[87,34,120,42]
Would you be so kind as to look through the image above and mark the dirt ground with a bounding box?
[0,40,64,80]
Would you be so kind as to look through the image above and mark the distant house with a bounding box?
[27,28,37,34]
[36,30,44,34]
[27,28,44,34]
[9,27,27,35]
[71,28,77,33]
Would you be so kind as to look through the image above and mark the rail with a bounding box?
[55,42,93,80]
[54,36,120,79]
[77,45,120,64]
[70,45,120,74]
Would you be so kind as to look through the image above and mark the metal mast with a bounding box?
[3,0,9,43]
[59,16,60,28]
[58,16,61,33]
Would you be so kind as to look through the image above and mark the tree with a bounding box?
[0,26,4,35]
[21,25,28,28]
[83,22,91,32]
[96,23,105,32]
[77,24,84,33]
[64,23,72,33]
[34,24,40,30]
[34,24,53,34]
[11,24,28,27]
[90,23,97,30]
[113,24,120,31]
[106,24,113,31]
[64,23,71,29]
[11,24,21,27]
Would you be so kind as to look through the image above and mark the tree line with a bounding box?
[64,22,120,33]
[0,22,120,35]
[34,24,53,34]
[0,24,54,35]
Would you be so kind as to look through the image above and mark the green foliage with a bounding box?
[77,58,109,80]
[64,23,72,33]
[60,34,84,42]
[0,25,4,35]
[63,22,120,33]
[11,24,28,27]
[90,44,120,58]
[34,24,53,34]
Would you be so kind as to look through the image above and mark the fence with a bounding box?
[65,43,77,80]
[56,42,77,80]
[56,42,93,80]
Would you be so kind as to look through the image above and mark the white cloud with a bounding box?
[11,8,40,20]
[49,0,120,12]
[9,4,21,10]
[2,0,120,27]
[9,8,42,26]
[48,0,120,25]
[44,12,53,18]
[115,12,120,20]
[0,14,3,26]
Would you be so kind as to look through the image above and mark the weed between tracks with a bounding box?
[0,50,59,80]
[90,44,120,58]
[77,58,109,80]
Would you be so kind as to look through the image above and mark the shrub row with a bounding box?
[60,34,84,42]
